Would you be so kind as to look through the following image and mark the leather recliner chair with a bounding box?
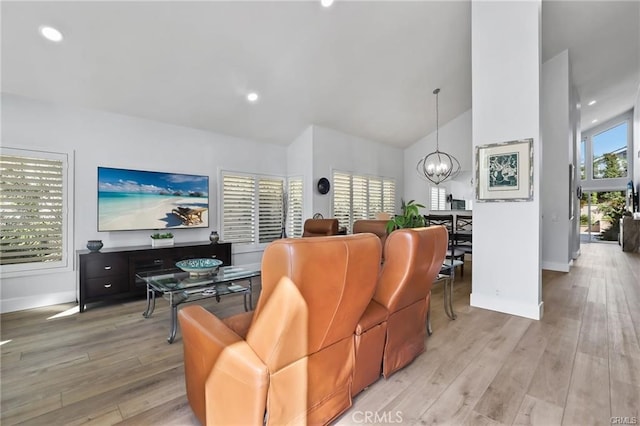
[178,233,382,425]
[353,219,390,261]
[352,226,448,395]
[302,218,339,237]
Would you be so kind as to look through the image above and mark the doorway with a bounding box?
[580,190,626,243]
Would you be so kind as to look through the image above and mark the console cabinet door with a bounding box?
[79,252,129,312]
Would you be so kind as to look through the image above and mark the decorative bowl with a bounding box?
[86,240,103,252]
[175,258,222,276]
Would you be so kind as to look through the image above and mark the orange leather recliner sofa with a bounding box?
[178,233,381,425]
[353,219,390,261]
[352,226,448,395]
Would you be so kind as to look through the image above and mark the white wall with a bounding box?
[404,109,473,211]
[286,125,314,221]
[311,125,404,218]
[471,0,543,320]
[541,50,571,272]
[1,93,287,312]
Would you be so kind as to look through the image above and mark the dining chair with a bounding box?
[454,215,473,252]
[452,214,472,276]
[424,215,465,269]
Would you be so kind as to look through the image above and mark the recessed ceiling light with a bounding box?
[321,0,334,7]
[587,100,596,106]
[247,92,259,103]
[39,25,63,42]
[592,119,598,124]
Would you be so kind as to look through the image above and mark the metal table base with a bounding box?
[427,260,463,336]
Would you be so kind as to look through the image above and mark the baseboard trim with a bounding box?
[541,261,570,272]
[1,291,76,314]
[470,293,543,320]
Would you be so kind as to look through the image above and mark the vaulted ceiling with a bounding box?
[2,1,638,148]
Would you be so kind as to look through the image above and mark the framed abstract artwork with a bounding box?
[475,138,533,202]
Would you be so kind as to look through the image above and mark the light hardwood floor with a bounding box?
[1,242,639,425]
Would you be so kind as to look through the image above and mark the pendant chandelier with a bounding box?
[416,88,461,185]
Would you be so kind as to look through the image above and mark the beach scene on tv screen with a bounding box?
[98,167,209,231]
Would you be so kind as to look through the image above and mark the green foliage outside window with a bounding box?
[580,214,589,226]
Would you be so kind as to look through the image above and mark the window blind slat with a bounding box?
[430,187,446,210]
[287,178,303,237]
[222,172,285,245]
[332,172,352,233]
[258,178,284,244]
[0,152,66,266]
[222,174,256,244]
[383,179,396,215]
[367,178,382,219]
[332,171,396,232]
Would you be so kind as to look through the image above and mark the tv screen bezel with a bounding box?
[97,166,210,232]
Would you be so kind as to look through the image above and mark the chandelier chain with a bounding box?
[415,87,460,185]
[434,88,440,152]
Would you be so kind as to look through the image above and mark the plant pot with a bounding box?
[151,237,174,248]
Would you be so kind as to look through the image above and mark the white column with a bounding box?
[471,0,543,319]
[541,50,571,272]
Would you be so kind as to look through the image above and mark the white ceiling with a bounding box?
[542,0,639,132]
[1,1,638,148]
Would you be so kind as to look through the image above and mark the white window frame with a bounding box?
[580,110,633,192]
[219,170,286,252]
[331,170,396,233]
[1,147,74,277]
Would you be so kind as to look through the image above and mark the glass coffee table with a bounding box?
[137,265,261,343]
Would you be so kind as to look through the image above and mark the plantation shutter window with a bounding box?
[368,178,383,219]
[258,178,284,243]
[0,151,67,269]
[332,171,396,232]
[430,187,446,210]
[222,173,256,244]
[383,179,396,215]
[222,171,286,246]
[332,172,352,233]
[287,177,303,238]
[352,175,368,223]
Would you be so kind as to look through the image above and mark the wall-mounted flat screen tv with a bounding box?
[98,167,209,231]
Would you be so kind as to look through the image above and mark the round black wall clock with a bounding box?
[317,177,330,194]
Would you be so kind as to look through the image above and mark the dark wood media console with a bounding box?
[77,242,232,312]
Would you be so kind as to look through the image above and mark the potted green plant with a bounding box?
[150,232,174,247]
[386,199,426,233]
